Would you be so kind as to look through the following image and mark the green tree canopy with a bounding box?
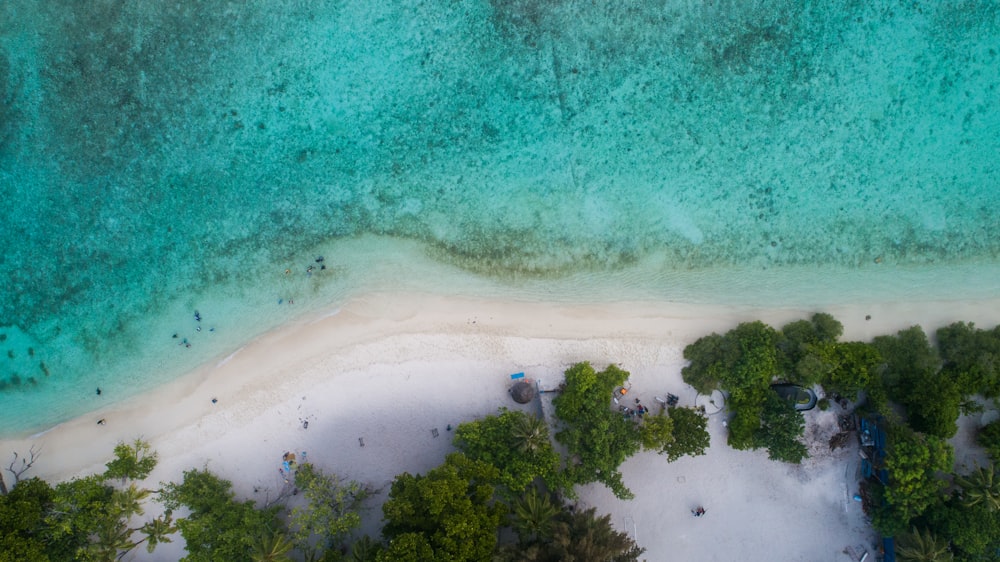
[905,371,962,439]
[637,412,674,453]
[380,453,506,562]
[895,526,954,562]
[825,341,881,398]
[874,427,953,535]
[0,476,53,562]
[793,341,881,399]
[0,440,172,561]
[977,419,1000,462]
[454,409,562,496]
[936,322,1000,397]
[662,406,710,462]
[681,333,733,395]
[350,535,384,562]
[953,463,1000,512]
[288,463,368,561]
[104,438,159,483]
[921,497,1000,560]
[552,362,640,499]
[874,327,960,438]
[722,321,781,391]
[376,532,434,561]
[872,326,941,395]
[160,468,283,562]
[498,505,645,562]
[509,487,559,545]
[687,321,781,450]
[753,391,808,464]
[778,313,844,378]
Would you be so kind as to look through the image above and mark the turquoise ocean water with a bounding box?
[1,1,998,436]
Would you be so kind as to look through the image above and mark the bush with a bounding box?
[778,313,844,380]
[552,362,640,499]
[873,327,960,438]
[937,322,1000,397]
[752,392,807,464]
[662,407,710,462]
[977,419,1000,462]
[454,409,562,496]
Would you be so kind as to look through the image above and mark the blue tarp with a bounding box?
[882,537,896,562]
[510,372,525,380]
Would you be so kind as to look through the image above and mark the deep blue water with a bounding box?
[1,1,998,435]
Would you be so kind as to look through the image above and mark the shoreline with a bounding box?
[3,292,1000,560]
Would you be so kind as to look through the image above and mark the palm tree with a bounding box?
[139,513,178,554]
[511,488,559,543]
[112,484,151,519]
[896,526,953,562]
[511,414,549,455]
[350,535,383,562]
[91,485,158,560]
[954,464,1000,511]
[251,530,295,562]
[548,507,643,562]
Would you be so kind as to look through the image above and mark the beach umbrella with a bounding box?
[510,381,536,404]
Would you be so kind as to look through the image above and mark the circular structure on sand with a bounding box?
[695,390,726,415]
[510,381,536,404]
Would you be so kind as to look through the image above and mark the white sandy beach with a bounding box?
[4,293,1000,561]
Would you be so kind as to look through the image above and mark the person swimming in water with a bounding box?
[96,387,102,396]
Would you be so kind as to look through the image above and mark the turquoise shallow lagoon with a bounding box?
[1,1,998,435]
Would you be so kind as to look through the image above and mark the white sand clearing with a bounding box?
[3,293,999,561]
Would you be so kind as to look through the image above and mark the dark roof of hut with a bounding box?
[510,381,536,404]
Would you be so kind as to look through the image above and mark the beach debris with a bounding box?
[829,431,851,451]
[281,452,297,473]
[691,506,706,517]
[211,397,218,404]
[97,418,106,425]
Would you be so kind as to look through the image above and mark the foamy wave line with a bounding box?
[216,347,245,368]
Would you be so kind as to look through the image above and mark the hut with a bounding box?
[510,380,536,404]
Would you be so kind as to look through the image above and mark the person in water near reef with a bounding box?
[96,387,102,396]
